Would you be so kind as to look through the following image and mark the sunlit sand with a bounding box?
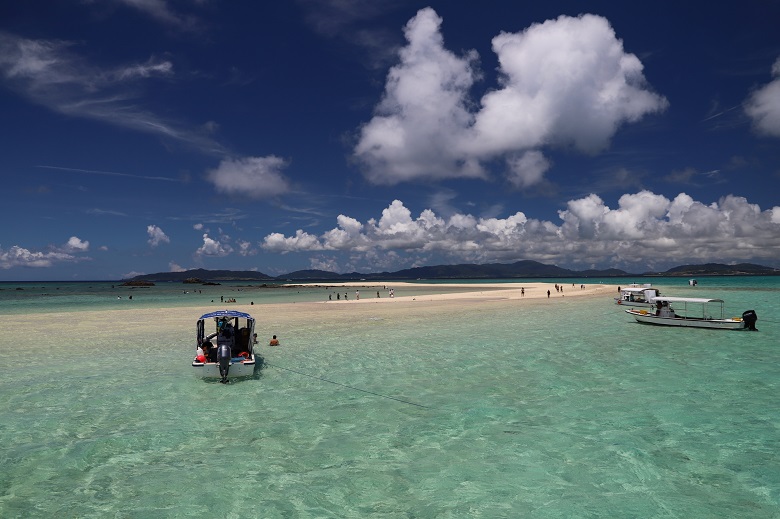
[0,282,619,340]
[290,281,616,304]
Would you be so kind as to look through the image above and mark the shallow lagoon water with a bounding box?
[0,278,778,517]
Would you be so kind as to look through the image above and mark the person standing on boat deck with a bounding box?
[217,327,233,351]
[221,319,235,338]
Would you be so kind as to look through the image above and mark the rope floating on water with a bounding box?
[264,361,432,409]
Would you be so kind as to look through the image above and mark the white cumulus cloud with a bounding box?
[169,262,187,272]
[506,151,551,188]
[206,156,291,199]
[0,235,92,269]
[147,224,170,247]
[261,194,780,271]
[0,245,76,269]
[263,230,324,253]
[354,8,482,184]
[469,14,668,155]
[353,9,668,187]
[64,236,89,252]
[745,56,780,138]
[195,233,233,257]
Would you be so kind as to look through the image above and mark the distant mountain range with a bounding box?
[126,261,780,282]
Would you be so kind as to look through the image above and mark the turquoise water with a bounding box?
[0,277,778,517]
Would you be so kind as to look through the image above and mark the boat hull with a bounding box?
[625,309,746,330]
[192,356,257,379]
[615,299,654,307]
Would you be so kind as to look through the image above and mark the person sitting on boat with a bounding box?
[269,335,280,346]
[201,341,215,362]
[658,302,675,318]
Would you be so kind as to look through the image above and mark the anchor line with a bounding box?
[264,361,432,409]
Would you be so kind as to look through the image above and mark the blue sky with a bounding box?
[2,1,780,281]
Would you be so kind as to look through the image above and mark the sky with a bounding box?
[2,1,780,281]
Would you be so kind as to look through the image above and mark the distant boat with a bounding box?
[625,297,757,330]
[689,279,698,286]
[615,283,659,307]
[192,310,257,383]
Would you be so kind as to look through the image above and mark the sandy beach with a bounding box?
[0,281,619,336]
[290,281,617,305]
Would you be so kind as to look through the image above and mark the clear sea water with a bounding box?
[0,277,778,518]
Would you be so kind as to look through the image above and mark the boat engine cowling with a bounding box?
[217,344,232,382]
[742,310,758,331]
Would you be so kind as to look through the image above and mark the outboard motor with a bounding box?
[217,343,232,383]
[742,310,758,331]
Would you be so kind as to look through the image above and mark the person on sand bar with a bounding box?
[269,335,280,346]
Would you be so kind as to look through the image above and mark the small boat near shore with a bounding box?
[625,296,758,330]
[615,284,660,307]
[192,310,257,383]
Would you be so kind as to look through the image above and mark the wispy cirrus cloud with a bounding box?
[37,165,179,182]
[296,0,405,69]
[0,30,224,154]
[112,0,202,30]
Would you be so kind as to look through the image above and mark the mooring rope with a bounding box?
[263,361,432,409]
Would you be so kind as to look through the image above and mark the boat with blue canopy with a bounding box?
[192,310,257,382]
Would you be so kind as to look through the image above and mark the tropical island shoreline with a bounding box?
[121,261,780,285]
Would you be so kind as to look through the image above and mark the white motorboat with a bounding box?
[192,310,257,383]
[625,296,757,330]
[615,284,660,307]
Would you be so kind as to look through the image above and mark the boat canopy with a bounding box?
[652,296,724,304]
[199,310,254,321]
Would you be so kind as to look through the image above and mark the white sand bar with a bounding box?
[0,282,619,338]
[286,281,617,304]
